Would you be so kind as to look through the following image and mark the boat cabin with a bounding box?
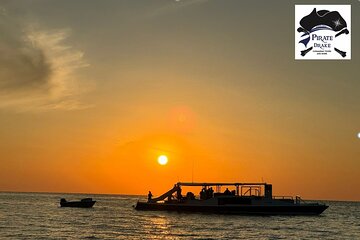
[147,182,290,204]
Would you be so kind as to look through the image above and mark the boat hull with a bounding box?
[60,201,96,208]
[135,202,328,215]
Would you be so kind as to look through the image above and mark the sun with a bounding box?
[158,155,168,165]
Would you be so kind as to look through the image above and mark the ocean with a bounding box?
[0,192,359,239]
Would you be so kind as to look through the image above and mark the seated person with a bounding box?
[186,192,195,200]
[224,188,231,195]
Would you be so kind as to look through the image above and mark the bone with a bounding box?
[297,27,307,33]
[335,28,349,37]
[301,47,313,56]
[334,48,346,57]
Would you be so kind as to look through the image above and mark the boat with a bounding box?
[60,198,96,208]
[134,182,328,215]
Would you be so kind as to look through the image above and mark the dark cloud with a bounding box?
[0,8,90,111]
[0,12,52,92]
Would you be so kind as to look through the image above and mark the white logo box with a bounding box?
[295,5,351,60]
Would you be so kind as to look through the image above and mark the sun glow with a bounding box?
[158,155,168,165]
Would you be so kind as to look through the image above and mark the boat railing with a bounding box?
[295,196,309,205]
[241,187,261,197]
[273,196,294,200]
[271,196,310,205]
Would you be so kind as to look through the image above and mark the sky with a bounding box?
[0,0,359,201]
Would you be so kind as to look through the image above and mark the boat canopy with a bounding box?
[177,182,268,187]
[177,182,273,199]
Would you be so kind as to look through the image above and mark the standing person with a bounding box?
[200,187,206,200]
[148,191,153,202]
[176,186,182,200]
[209,187,214,198]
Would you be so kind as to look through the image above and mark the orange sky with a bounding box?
[0,0,359,201]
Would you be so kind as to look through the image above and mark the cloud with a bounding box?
[0,8,91,112]
[143,0,209,19]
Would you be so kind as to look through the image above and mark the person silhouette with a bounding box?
[176,186,182,200]
[148,191,153,202]
[209,187,214,198]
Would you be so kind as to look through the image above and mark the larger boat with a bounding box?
[135,182,328,215]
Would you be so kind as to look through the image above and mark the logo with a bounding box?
[295,5,351,60]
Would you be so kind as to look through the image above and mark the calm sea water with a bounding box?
[0,193,359,239]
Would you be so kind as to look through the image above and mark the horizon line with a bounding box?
[0,190,359,203]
